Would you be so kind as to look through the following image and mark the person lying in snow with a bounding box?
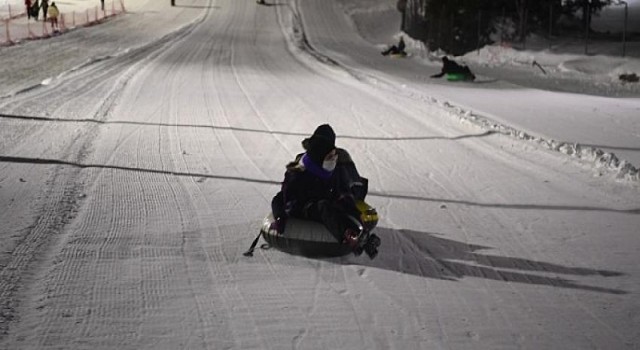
[270,124,368,250]
[430,56,476,81]
[381,36,406,56]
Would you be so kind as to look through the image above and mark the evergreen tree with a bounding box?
[399,0,612,55]
[560,0,613,31]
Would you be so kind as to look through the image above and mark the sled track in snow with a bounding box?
[0,11,212,339]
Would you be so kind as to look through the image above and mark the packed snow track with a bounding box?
[0,0,638,349]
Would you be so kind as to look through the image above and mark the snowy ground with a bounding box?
[0,0,639,349]
[337,0,640,174]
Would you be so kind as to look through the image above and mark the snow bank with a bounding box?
[466,38,640,78]
[437,100,640,182]
[334,0,400,44]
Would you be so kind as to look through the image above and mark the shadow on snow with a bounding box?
[0,153,630,294]
[316,228,628,295]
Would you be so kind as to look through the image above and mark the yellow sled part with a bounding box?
[356,200,378,231]
[390,52,408,58]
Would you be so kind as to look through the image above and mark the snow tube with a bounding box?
[260,201,378,257]
[390,52,408,58]
[446,73,467,81]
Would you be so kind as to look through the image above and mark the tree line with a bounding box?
[397,0,613,55]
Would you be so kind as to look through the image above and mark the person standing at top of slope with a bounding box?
[270,124,367,251]
[48,1,59,32]
[40,0,49,22]
[30,0,39,21]
[25,0,32,19]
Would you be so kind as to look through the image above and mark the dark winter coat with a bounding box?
[443,58,463,73]
[398,37,405,52]
[271,149,367,222]
[431,57,474,79]
[30,2,39,18]
[272,154,335,221]
[40,0,48,16]
[381,37,406,56]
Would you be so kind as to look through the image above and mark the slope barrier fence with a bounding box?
[1,0,126,46]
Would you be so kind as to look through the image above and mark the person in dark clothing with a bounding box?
[381,36,406,56]
[40,0,48,21]
[31,0,39,20]
[300,127,368,203]
[270,124,367,250]
[25,0,32,19]
[430,56,475,81]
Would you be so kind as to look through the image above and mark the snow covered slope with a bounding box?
[296,0,640,180]
[0,0,638,349]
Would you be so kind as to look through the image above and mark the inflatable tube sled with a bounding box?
[446,72,474,81]
[260,201,378,258]
[389,52,408,58]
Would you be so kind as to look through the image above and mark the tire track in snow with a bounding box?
[132,49,220,346]
[1,0,284,348]
[33,165,147,347]
[157,58,229,347]
[0,55,135,341]
[31,111,161,346]
[223,38,277,185]
[104,3,284,346]
[0,7,216,343]
[258,252,320,348]
[0,164,86,339]
[41,91,213,346]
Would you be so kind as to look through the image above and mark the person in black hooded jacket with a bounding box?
[430,56,475,81]
[381,36,406,56]
[270,124,366,249]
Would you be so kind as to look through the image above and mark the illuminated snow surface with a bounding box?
[0,0,639,349]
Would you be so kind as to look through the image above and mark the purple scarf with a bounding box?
[302,153,333,180]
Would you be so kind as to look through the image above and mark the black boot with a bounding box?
[363,234,381,259]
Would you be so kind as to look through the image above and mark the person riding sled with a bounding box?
[430,56,475,81]
[270,124,375,254]
[381,36,406,57]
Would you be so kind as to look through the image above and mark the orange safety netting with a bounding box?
[1,0,125,46]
